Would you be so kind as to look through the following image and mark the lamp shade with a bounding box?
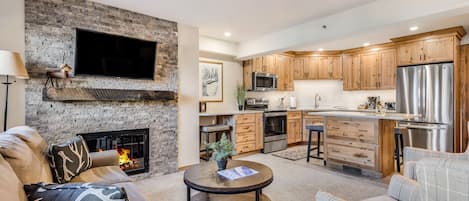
[0,50,29,79]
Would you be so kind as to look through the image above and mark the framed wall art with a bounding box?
[199,61,223,102]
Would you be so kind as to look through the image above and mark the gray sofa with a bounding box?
[0,126,146,201]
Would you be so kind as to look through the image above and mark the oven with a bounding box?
[263,111,287,153]
[252,72,277,91]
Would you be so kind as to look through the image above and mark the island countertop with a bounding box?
[199,110,263,117]
[307,111,419,121]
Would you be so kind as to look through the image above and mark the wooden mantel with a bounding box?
[43,88,177,102]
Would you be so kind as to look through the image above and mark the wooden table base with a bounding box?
[191,192,271,201]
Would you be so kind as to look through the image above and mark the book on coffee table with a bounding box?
[217,166,259,180]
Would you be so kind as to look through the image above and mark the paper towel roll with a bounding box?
[289,96,297,109]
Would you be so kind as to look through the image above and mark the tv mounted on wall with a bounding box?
[75,29,157,80]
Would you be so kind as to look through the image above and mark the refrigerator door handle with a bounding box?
[398,124,448,130]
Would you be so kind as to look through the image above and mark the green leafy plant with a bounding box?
[208,133,237,161]
[236,84,247,106]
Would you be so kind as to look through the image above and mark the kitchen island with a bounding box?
[307,111,419,177]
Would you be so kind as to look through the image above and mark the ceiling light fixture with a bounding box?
[363,42,370,47]
[410,26,419,31]
[224,32,232,37]
[318,48,324,51]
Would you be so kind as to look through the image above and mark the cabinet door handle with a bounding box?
[420,55,422,61]
[424,54,426,61]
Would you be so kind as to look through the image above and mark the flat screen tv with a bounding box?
[75,29,157,80]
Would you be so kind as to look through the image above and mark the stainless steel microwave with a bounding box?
[252,72,278,91]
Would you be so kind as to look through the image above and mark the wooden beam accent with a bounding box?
[460,44,469,151]
[43,88,177,102]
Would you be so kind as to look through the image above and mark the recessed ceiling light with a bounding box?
[363,42,370,47]
[224,32,232,37]
[410,26,419,31]
[318,48,324,51]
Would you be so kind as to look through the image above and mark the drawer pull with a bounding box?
[353,153,368,158]
[358,129,368,132]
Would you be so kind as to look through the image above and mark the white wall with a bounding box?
[0,0,25,131]
[200,56,243,112]
[177,24,200,168]
[247,80,395,109]
[199,36,239,56]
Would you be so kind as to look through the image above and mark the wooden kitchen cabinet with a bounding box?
[255,113,264,150]
[302,112,325,142]
[395,37,454,66]
[317,57,331,79]
[263,54,276,74]
[243,60,253,90]
[396,41,423,66]
[294,56,319,80]
[342,54,361,90]
[325,117,395,177]
[360,52,380,90]
[252,57,263,72]
[422,37,454,63]
[235,113,263,154]
[293,57,305,80]
[317,56,342,80]
[392,27,465,66]
[378,49,397,89]
[287,111,302,144]
[330,56,343,79]
[275,54,294,91]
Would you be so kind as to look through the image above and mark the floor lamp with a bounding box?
[0,50,29,131]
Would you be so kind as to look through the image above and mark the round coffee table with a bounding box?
[184,160,273,201]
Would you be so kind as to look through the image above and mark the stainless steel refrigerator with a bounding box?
[396,63,454,152]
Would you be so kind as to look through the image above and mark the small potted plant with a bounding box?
[236,84,247,111]
[208,133,237,170]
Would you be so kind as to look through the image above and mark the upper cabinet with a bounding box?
[343,47,397,91]
[360,52,380,90]
[391,26,466,66]
[342,54,361,90]
[379,49,397,89]
[243,26,466,92]
[275,54,294,91]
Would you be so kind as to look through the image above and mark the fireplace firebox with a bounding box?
[78,129,150,175]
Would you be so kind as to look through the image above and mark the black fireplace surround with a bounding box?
[78,129,150,175]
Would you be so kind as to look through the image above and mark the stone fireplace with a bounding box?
[24,0,179,178]
[79,129,150,175]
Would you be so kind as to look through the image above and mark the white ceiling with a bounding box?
[91,0,376,42]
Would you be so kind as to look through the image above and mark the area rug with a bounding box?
[134,154,387,201]
[272,145,323,161]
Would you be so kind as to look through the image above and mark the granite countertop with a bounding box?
[307,111,419,121]
[199,110,263,117]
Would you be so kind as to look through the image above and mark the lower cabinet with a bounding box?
[302,112,325,142]
[235,113,263,154]
[324,117,395,177]
[287,111,302,144]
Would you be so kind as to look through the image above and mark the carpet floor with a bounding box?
[134,153,388,201]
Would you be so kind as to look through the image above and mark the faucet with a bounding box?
[314,94,321,109]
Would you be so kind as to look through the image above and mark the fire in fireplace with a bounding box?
[78,129,149,175]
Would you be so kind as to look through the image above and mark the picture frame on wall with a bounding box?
[199,61,223,102]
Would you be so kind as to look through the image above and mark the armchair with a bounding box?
[403,122,469,179]
[316,158,469,201]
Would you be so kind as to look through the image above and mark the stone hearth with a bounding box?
[24,0,179,178]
